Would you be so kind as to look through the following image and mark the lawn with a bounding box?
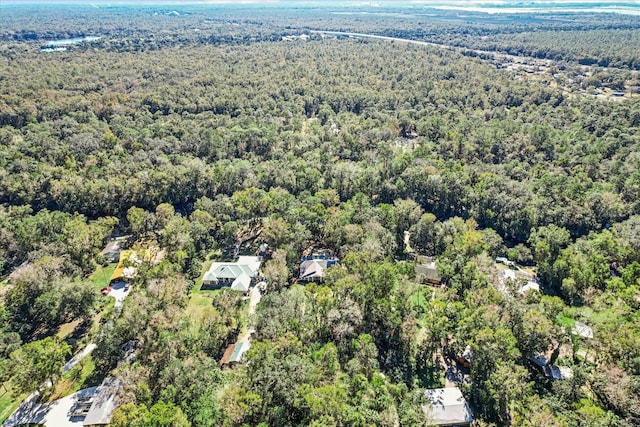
[410,286,433,311]
[555,315,577,329]
[0,387,27,424]
[187,291,217,322]
[186,258,219,320]
[87,263,117,290]
[191,259,214,295]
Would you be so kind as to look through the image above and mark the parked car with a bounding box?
[100,286,112,296]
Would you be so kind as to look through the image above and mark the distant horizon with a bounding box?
[2,0,639,4]
[2,0,639,15]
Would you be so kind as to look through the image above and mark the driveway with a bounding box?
[63,343,97,373]
[237,285,264,344]
[108,281,131,309]
[248,284,263,316]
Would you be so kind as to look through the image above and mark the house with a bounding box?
[518,280,540,295]
[202,256,262,289]
[498,268,540,296]
[82,377,123,426]
[528,354,573,381]
[571,321,593,339]
[415,256,442,285]
[423,387,473,426]
[220,342,251,368]
[100,240,122,263]
[495,256,516,268]
[543,365,574,380]
[299,252,339,283]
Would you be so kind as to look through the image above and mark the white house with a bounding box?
[203,256,262,289]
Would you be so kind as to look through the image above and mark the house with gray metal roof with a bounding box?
[203,256,262,289]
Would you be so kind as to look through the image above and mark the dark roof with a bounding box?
[416,258,441,283]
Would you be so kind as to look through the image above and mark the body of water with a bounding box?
[44,36,101,47]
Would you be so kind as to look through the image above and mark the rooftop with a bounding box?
[423,387,473,426]
[82,377,122,426]
[204,256,262,282]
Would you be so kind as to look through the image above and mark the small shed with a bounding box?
[415,256,442,286]
[423,387,473,426]
[572,321,593,339]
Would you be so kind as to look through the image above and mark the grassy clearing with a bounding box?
[186,258,221,322]
[45,356,97,403]
[56,318,83,341]
[555,315,576,328]
[410,286,433,311]
[0,387,27,424]
[88,263,117,290]
[187,291,217,322]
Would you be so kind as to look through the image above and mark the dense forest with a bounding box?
[1,3,639,427]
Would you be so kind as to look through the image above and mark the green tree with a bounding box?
[111,402,191,427]
[263,249,289,292]
[528,225,571,290]
[9,337,70,393]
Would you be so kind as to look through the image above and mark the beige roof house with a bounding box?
[299,253,339,282]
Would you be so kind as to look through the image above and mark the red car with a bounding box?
[100,286,112,296]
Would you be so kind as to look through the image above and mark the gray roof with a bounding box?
[300,259,326,280]
[416,262,441,282]
[543,365,574,380]
[572,321,593,339]
[204,256,262,281]
[423,387,473,426]
[100,241,122,256]
[231,273,251,292]
[229,342,250,363]
[83,377,122,426]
